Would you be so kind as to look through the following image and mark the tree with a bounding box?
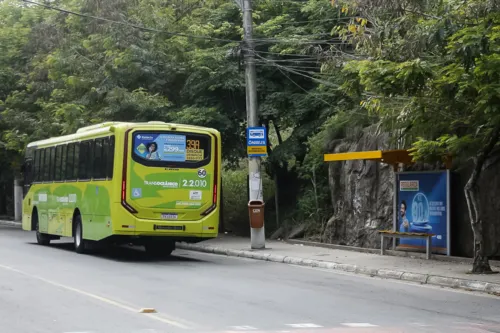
[337,0,500,272]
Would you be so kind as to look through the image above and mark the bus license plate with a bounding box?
[161,213,178,220]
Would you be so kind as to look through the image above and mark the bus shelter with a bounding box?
[324,150,452,256]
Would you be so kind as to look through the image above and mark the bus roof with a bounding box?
[27,121,220,148]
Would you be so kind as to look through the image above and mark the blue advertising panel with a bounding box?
[247,127,268,157]
[396,171,450,255]
[133,133,187,162]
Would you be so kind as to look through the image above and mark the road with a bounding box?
[0,225,499,333]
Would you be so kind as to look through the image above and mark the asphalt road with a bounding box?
[0,225,499,333]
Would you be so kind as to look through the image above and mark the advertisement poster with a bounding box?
[134,133,187,162]
[396,171,450,255]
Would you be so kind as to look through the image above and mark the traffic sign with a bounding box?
[247,127,267,157]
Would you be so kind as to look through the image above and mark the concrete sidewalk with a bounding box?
[176,234,500,296]
[3,219,499,295]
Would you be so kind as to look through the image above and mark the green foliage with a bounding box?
[222,164,274,234]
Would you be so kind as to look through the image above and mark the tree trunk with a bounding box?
[464,125,500,273]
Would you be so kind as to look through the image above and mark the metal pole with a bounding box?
[14,178,23,222]
[242,0,265,249]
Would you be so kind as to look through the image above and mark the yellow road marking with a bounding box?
[0,263,192,329]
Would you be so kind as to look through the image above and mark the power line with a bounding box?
[253,49,324,58]
[254,38,348,45]
[22,0,353,48]
[21,0,239,43]
[256,62,322,71]
[254,53,339,88]
[253,0,310,3]
[253,34,341,43]
[259,16,363,26]
[276,66,335,108]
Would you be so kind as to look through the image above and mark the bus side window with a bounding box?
[74,142,80,180]
[55,145,62,182]
[39,149,44,183]
[78,141,88,180]
[101,137,109,180]
[93,138,104,179]
[61,145,67,182]
[107,136,115,179]
[33,149,40,182]
[49,147,56,182]
[43,148,50,182]
[66,143,75,181]
[88,140,95,179]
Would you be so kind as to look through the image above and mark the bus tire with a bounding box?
[74,214,88,254]
[144,239,175,257]
[34,209,50,246]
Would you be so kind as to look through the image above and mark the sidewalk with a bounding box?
[177,234,500,296]
[2,219,499,295]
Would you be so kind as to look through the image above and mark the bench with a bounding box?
[378,230,435,260]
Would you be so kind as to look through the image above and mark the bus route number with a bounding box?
[187,139,200,150]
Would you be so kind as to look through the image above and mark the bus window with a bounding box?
[49,147,56,181]
[78,141,91,180]
[61,145,67,181]
[43,148,50,182]
[74,142,80,180]
[93,138,104,179]
[66,143,75,180]
[55,145,62,181]
[106,136,115,179]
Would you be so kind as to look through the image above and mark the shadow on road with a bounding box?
[26,241,209,264]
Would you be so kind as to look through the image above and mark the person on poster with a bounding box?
[399,200,411,232]
[146,142,159,160]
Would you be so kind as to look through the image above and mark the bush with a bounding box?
[222,163,274,235]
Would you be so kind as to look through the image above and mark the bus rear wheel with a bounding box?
[34,211,50,246]
[144,238,175,257]
[74,214,88,254]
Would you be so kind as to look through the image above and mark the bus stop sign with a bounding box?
[247,127,268,157]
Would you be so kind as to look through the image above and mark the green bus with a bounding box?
[21,121,221,255]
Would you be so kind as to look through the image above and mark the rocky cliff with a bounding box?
[323,124,393,248]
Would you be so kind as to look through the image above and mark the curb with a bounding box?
[0,220,21,228]
[176,242,500,296]
[4,220,497,296]
[286,239,500,266]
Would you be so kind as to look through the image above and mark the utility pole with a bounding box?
[241,0,265,249]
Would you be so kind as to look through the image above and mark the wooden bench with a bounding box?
[378,230,435,260]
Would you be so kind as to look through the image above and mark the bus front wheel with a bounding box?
[74,214,88,254]
[144,238,175,257]
[34,210,51,246]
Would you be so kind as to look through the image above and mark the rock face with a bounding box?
[324,125,394,248]
[323,125,500,258]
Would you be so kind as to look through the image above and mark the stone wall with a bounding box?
[323,125,500,258]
